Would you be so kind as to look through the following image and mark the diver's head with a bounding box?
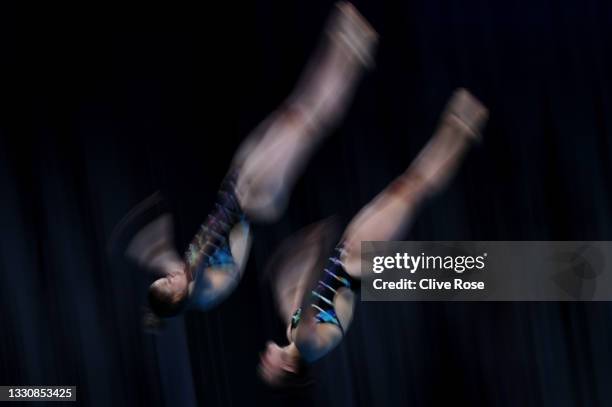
[147,270,189,318]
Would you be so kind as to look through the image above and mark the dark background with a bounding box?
[1,0,612,406]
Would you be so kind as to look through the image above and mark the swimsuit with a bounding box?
[185,170,248,281]
[290,244,360,334]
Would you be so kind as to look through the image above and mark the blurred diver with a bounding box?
[259,88,489,385]
[109,2,378,324]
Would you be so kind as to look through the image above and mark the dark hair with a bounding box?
[147,283,188,318]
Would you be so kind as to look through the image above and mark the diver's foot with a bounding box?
[329,1,379,67]
[442,88,489,142]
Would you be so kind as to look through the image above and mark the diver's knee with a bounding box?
[236,186,287,222]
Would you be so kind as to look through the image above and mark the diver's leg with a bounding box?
[293,88,489,362]
[341,88,488,276]
[234,2,378,221]
[186,3,378,310]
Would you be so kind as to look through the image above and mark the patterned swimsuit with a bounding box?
[185,170,248,281]
[291,245,360,334]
